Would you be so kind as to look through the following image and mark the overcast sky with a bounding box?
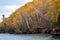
[0,0,32,22]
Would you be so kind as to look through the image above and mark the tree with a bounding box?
[57,13,60,25]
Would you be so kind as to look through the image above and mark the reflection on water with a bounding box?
[52,36,60,40]
[0,33,60,40]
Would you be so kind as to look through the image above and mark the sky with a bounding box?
[0,0,32,22]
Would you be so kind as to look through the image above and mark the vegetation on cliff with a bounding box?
[0,0,60,34]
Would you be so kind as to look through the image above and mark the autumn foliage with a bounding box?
[0,0,60,34]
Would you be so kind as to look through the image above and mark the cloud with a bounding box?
[0,0,32,5]
[0,5,21,22]
[0,0,32,22]
[0,5,21,12]
[15,0,32,3]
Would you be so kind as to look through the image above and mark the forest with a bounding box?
[0,0,60,34]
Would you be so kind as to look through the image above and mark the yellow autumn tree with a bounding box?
[50,0,60,23]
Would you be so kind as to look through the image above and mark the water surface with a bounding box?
[0,33,60,40]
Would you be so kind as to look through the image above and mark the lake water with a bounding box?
[0,33,60,40]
